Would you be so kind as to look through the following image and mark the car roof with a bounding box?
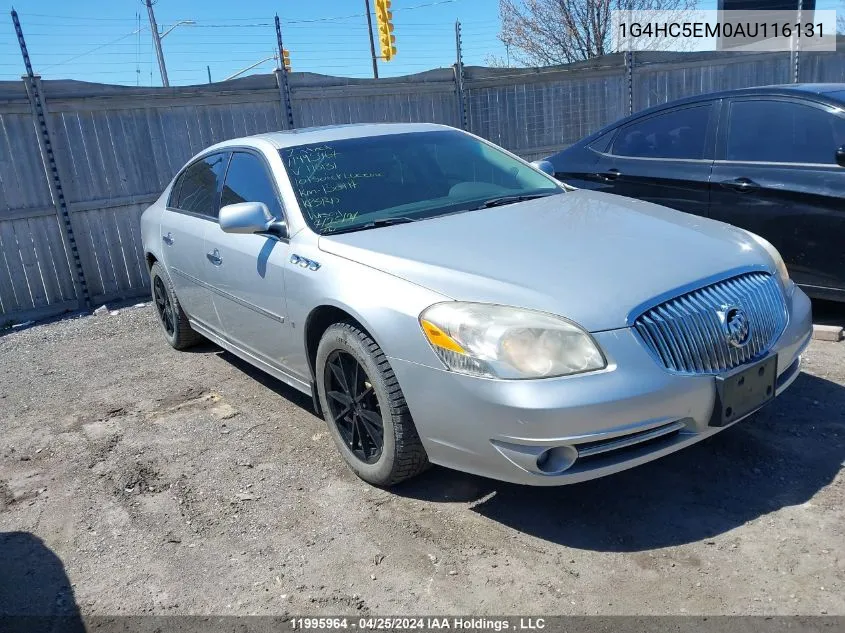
[205,122,456,152]
[658,83,845,105]
[629,84,845,118]
[553,83,845,155]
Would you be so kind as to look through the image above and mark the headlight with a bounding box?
[744,230,790,287]
[419,302,606,379]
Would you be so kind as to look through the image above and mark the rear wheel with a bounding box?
[316,322,428,486]
[150,261,202,350]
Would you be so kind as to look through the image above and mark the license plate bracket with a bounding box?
[710,355,778,427]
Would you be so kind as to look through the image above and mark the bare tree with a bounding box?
[498,0,696,67]
[483,53,511,67]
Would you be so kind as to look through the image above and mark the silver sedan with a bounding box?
[140,123,813,487]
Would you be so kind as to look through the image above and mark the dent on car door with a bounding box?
[709,98,845,295]
[204,151,297,372]
[599,102,717,217]
[160,152,227,330]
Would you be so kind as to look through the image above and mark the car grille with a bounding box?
[633,272,787,375]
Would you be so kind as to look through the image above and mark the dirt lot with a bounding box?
[1,304,843,616]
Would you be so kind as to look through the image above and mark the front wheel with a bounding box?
[315,322,428,486]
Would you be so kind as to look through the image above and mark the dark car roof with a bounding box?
[652,83,845,105]
[628,84,845,120]
[556,84,845,155]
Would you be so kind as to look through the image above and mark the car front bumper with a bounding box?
[389,287,813,486]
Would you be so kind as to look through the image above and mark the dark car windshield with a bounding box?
[278,130,563,234]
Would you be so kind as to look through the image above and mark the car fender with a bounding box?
[140,191,168,270]
[282,234,452,380]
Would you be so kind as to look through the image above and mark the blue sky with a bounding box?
[1,0,505,84]
[2,0,840,85]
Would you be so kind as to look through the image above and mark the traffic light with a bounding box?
[282,49,291,72]
[374,0,397,61]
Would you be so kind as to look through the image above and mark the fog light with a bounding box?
[535,445,578,474]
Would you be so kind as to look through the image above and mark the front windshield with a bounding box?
[278,130,563,235]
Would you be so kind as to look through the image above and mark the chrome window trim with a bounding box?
[713,159,844,168]
[591,152,715,164]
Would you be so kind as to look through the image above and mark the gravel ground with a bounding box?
[0,303,843,616]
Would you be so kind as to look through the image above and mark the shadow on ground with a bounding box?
[0,532,84,632]
[179,332,844,553]
[812,299,845,328]
[201,344,317,414]
[394,372,845,552]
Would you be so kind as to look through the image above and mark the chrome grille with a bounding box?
[633,272,787,375]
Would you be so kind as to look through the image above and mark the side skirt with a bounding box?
[188,320,313,398]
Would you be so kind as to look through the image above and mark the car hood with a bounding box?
[318,189,774,332]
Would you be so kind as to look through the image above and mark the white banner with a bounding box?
[612,10,837,52]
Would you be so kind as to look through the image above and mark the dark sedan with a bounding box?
[544,84,845,302]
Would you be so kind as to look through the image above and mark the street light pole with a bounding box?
[160,19,196,39]
[224,55,278,81]
[145,0,169,87]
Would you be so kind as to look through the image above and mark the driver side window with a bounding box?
[221,152,285,220]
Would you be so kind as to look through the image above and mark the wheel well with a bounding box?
[145,253,157,271]
[305,305,358,379]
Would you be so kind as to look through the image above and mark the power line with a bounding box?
[40,27,146,71]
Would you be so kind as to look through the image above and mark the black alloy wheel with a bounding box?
[324,350,384,464]
[153,275,175,336]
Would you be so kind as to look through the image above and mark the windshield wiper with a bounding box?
[324,216,417,235]
[474,191,559,210]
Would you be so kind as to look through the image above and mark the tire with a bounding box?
[149,261,202,350]
[316,321,429,486]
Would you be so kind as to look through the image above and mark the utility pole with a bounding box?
[207,65,212,84]
[145,0,169,87]
[364,0,379,79]
[274,14,295,130]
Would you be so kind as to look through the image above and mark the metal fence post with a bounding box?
[274,14,295,130]
[13,9,90,309]
[454,20,468,131]
[791,0,803,83]
[625,51,635,115]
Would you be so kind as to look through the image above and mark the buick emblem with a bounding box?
[722,305,751,348]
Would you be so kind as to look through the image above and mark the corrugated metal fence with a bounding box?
[1,47,844,324]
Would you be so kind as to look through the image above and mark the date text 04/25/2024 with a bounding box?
[289,617,548,631]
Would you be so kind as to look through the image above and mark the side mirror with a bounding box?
[530,159,555,176]
[219,202,287,238]
[836,145,845,168]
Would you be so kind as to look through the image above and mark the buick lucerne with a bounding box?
[141,123,812,487]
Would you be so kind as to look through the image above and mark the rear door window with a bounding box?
[726,99,845,164]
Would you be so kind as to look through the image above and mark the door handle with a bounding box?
[162,232,173,245]
[206,249,222,266]
[720,177,760,193]
[599,168,620,181]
